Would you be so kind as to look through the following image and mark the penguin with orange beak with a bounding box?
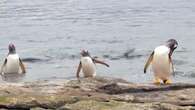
[144,39,178,84]
[76,50,109,79]
[1,43,26,74]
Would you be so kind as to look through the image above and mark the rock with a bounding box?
[0,77,195,110]
[58,100,194,110]
[31,107,53,110]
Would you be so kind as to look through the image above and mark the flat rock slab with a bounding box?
[0,77,195,110]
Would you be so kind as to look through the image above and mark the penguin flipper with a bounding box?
[0,58,7,74]
[93,58,109,67]
[76,62,82,79]
[169,55,175,76]
[144,51,154,73]
[19,58,26,74]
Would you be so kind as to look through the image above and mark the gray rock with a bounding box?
[0,77,195,110]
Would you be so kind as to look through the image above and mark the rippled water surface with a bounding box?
[0,0,195,83]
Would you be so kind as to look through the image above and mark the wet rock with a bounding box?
[31,108,53,110]
[0,77,195,110]
[58,100,193,110]
[98,82,195,94]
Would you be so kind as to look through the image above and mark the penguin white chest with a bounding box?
[152,46,172,79]
[4,54,20,74]
[81,57,96,77]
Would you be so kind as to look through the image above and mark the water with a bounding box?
[0,0,195,83]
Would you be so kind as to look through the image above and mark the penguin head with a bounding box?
[8,43,16,54]
[166,39,178,52]
[80,49,90,57]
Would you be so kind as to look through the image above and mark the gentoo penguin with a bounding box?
[144,39,178,84]
[76,50,109,79]
[0,44,26,74]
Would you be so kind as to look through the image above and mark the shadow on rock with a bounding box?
[1,73,25,82]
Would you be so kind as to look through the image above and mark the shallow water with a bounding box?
[0,0,195,83]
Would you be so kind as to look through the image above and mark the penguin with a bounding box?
[0,43,26,74]
[144,39,178,84]
[76,50,109,79]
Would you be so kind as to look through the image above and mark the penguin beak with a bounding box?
[173,42,178,50]
[173,44,178,50]
[166,39,178,51]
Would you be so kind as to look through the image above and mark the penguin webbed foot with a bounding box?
[163,79,172,85]
[153,78,161,85]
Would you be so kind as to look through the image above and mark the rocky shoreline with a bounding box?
[0,77,195,110]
